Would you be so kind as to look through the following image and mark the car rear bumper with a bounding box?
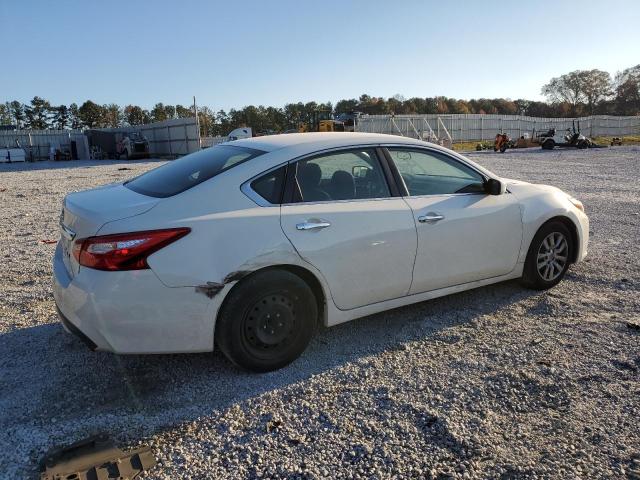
[52,242,216,354]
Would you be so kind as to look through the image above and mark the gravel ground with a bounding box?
[0,147,638,479]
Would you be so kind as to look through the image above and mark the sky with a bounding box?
[1,0,639,111]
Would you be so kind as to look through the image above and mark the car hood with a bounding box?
[501,177,571,204]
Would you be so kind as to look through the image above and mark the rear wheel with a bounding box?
[215,270,317,372]
[542,139,555,150]
[521,221,572,290]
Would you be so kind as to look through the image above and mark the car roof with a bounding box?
[230,132,436,153]
[228,132,497,180]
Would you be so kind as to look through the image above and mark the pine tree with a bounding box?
[78,100,106,128]
[69,103,82,129]
[0,102,12,125]
[25,96,51,129]
[10,101,25,128]
[52,105,70,129]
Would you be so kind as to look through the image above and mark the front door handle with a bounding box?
[418,213,445,224]
[296,221,331,231]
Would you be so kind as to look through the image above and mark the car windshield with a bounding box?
[125,144,265,198]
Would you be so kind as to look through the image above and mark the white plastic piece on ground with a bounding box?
[0,148,26,163]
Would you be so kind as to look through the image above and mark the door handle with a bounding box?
[418,213,445,224]
[296,221,331,231]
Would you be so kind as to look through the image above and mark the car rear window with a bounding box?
[125,145,265,198]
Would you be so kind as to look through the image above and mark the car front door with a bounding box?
[279,147,417,310]
[386,147,522,294]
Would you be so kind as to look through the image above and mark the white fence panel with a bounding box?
[100,117,200,157]
[357,114,640,142]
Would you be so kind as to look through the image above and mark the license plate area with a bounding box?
[60,211,76,278]
[60,236,74,278]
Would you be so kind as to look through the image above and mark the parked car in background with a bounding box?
[53,133,589,372]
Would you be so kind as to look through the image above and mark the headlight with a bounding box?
[567,196,585,213]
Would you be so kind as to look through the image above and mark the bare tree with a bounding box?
[614,64,640,115]
[542,69,612,115]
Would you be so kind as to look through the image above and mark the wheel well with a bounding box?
[216,264,326,327]
[538,216,579,263]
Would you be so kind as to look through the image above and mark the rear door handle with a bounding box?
[418,213,445,224]
[296,221,331,231]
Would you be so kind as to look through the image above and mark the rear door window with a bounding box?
[125,145,265,198]
[291,149,391,203]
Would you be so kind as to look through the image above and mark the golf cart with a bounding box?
[538,121,599,150]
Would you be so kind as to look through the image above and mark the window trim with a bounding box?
[282,146,400,205]
[381,145,490,198]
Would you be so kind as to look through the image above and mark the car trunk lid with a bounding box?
[59,183,160,276]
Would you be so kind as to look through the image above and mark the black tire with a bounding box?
[542,139,555,150]
[521,221,573,290]
[500,145,507,153]
[215,270,318,372]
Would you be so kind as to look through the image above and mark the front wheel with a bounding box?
[521,221,573,290]
[215,270,318,372]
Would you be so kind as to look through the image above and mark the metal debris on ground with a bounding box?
[39,433,155,480]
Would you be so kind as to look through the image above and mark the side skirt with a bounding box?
[326,264,524,327]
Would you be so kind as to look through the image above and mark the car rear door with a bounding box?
[279,147,417,310]
[385,147,522,294]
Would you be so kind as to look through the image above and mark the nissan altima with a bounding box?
[53,133,588,371]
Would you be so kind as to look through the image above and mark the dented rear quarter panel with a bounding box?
[97,149,335,333]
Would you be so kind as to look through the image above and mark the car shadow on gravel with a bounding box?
[1,280,536,427]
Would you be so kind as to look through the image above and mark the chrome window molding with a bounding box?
[241,141,505,207]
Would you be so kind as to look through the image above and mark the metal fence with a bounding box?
[200,135,227,148]
[99,117,200,157]
[356,114,640,142]
[0,129,89,160]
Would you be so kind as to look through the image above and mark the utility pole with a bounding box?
[193,96,201,148]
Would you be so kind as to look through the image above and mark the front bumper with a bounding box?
[52,242,216,354]
[575,210,589,263]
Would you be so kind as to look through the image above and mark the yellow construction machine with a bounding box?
[298,110,345,133]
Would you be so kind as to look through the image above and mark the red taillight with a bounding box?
[73,228,190,271]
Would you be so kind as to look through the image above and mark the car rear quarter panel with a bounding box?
[97,152,334,317]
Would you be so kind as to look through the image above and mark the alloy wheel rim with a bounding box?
[536,232,568,281]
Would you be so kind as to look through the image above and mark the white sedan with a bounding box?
[53,133,589,371]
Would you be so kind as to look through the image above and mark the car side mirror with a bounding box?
[485,178,504,195]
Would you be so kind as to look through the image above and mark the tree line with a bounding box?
[1,65,638,137]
